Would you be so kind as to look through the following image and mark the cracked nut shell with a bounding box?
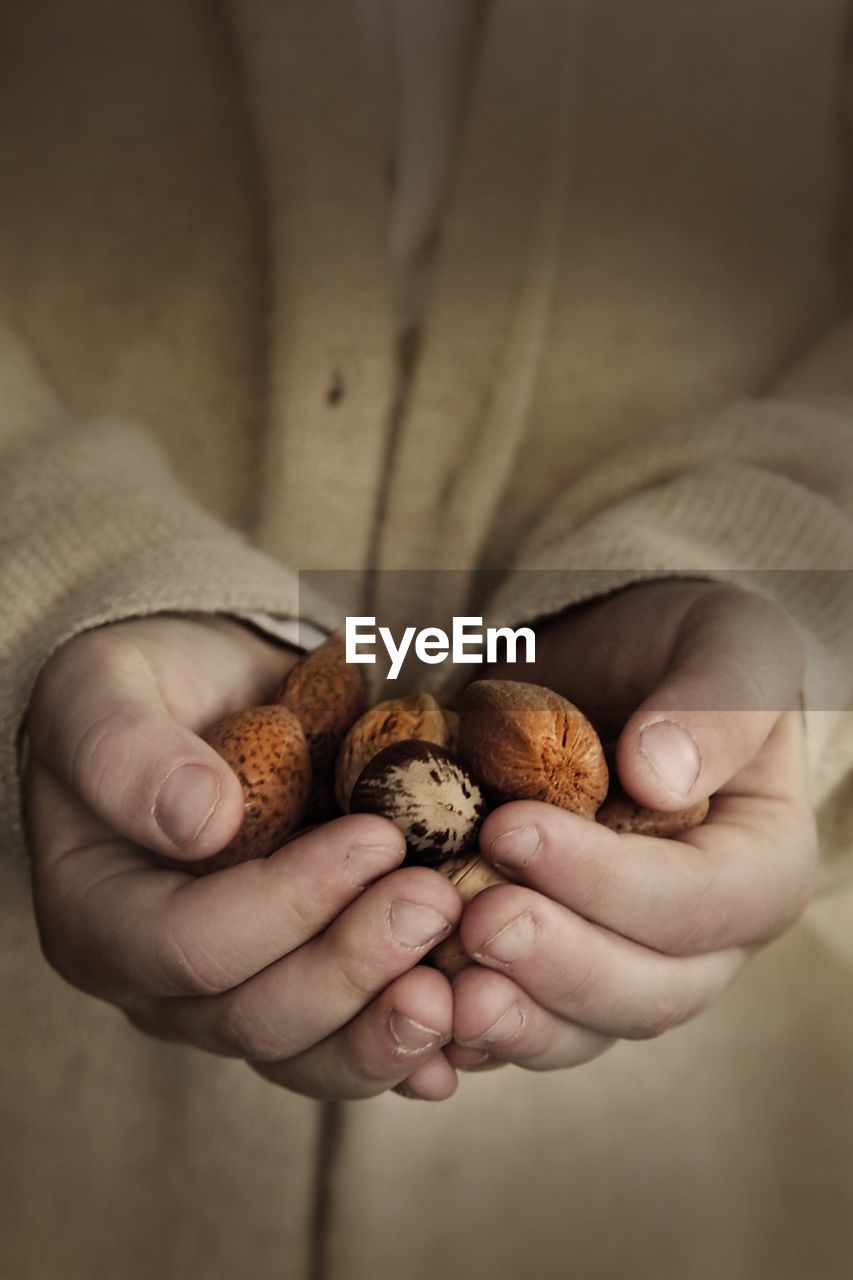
[457,679,608,818]
[428,854,510,976]
[596,783,709,837]
[350,739,487,864]
[197,705,311,872]
[335,692,451,813]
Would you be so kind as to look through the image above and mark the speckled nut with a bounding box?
[277,632,365,820]
[428,853,510,976]
[335,692,451,813]
[349,739,488,865]
[596,783,709,837]
[457,679,608,818]
[196,705,311,873]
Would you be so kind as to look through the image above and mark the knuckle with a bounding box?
[68,709,121,795]
[572,853,617,919]
[156,920,233,996]
[31,632,116,730]
[551,953,599,1012]
[281,883,326,937]
[331,943,382,1005]
[626,995,685,1041]
[663,867,721,957]
[355,1050,397,1090]
[69,706,149,812]
[218,999,295,1063]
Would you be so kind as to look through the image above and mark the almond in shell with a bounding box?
[428,854,510,976]
[196,705,311,873]
[278,632,365,820]
[457,679,608,818]
[335,692,450,813]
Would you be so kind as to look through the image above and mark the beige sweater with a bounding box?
[1,3,853,1278]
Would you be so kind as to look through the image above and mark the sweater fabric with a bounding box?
[1,3,852,1278]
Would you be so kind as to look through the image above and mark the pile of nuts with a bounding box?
[198,633,708,975]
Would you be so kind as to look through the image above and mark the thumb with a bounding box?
[615,588,805,810]
[29,662,245,862]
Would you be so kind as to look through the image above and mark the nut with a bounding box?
[596,740,708,836]
[428,853,510,976]
[349,739,487,864]
[442,707,460,752]
[278,631,365,819]
[457,679,608,817]
[335,692,450,813]
[596,783,709,837]
[197,705,311,872]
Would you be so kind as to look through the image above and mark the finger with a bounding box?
[28,642,246,861]
[33,776,408,998]
[458,883,747,1039]
[615,588,804,809]
[482,721,816,956]
[443,1045,507,1072]
[250,968,456,1101]
[122,866,461,1057]
[451,967,613,1071]
[392,1053,460,1100]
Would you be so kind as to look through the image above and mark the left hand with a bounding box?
[444,580,818,1075]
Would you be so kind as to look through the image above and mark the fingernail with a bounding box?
[388,1010,442,1054]
[478,1002,525,1045]
[491,825,541,868]
[476,912,535,965]
[638,721,701,798]
[389,901,451,949]
[154,764,219,846]
[345,842,405,888]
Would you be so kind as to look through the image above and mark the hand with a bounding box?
[446,581,818,1075]
[26,615,462,1101]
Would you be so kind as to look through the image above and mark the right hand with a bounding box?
[25,615,462,1101]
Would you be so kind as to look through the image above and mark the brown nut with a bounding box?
[428,853,510,976]
[457,679,608,818]
[442,707,460,752]
[596,784,709,837]
[277,631,365,819]
[350,739,488,864]
[196,705,311,873]
[335,692,450,813]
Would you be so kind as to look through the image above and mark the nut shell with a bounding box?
[278,632,365,820]
[457,680,608,818]
[198,705,311,872]
[350,739,487,864]
[442,707,460,752]
[596,785,709,837]
[428,854,510,976]
[335,692,450,813]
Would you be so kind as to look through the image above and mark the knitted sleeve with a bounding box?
[488,321,853,888]
[0,324,339,876]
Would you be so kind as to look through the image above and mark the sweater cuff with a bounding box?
[0,417,341,877]
[236,614,329,652]
[480,401,853,885]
